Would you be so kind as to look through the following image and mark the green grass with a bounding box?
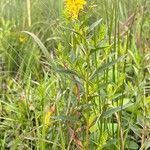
[0,0,150,149]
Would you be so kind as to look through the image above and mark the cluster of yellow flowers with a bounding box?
[65,0,86,19]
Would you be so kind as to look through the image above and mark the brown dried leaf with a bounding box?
[68,127,83,150]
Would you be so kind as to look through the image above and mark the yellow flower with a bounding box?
[44,104,55,126]
[44,111,52,126]
[65,0,86,19]
[19,35,27,43]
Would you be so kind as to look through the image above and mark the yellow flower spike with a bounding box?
[44,104,56,126]
[44,111,52,126]
[65,0,86,20]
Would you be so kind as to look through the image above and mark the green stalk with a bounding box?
[107,0,115,146]
[41,99,46,150]
[93,29,102,134]
[85,48,90,150]
[84,30,90,150]
[26,0,31,27]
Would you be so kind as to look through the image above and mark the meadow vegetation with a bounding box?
[0,0,150,149]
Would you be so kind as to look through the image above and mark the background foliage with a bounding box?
[0,0,150,149]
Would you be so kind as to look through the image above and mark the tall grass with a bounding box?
[0,0,150,149]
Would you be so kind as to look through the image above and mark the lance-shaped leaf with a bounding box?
[60,26,84,39]
[101,102,134,118]
[56,68,80,77]
[88,18,103,33]
[22,31,57,69]
[22,31,50,59]
[90,55,126,80]
[90,45,112,55]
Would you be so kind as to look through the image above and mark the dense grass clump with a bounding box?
[0,0,150,149]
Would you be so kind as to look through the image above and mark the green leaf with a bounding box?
[56,68,83,83]
[90,55,126,80]
[88,18,103,33]
[126,140,139,150]
[128,50,139,68]
[60,26,84,39]
[144,141,150,149]
[22,31,58,70]
[46,37,61,41]
[22,31,51,60]
[90,45,112,55]
[130,125,142,137]
[56,68,79,77]
[101,102,134,118]
[52,115,77,121]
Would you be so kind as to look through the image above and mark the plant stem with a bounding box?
[84,32,90,150]
[27,0,31,27]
